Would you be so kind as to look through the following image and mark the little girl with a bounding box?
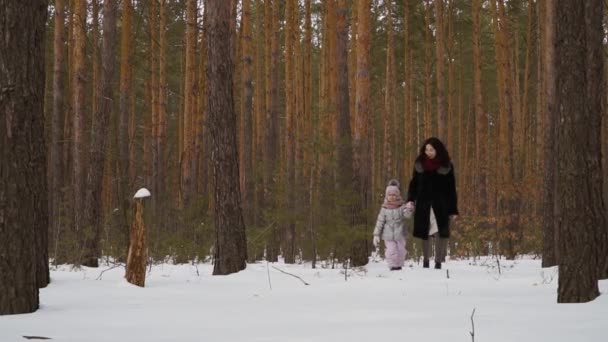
[373,180,414,271]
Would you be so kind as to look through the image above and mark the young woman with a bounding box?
[406,137,459,269]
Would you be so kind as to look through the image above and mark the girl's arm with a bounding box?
[373,209,386,237]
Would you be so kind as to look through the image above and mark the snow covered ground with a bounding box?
[1,257,607,342]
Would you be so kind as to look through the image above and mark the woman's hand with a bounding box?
[373,236,380,247]
[450,215,459,222]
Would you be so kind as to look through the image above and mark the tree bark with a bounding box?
[384,0,395,181]
[126,196,147,287]
[555,0,606,303]
[240,0,254,227]
[541,0,558,268]
[207,0,248,275]
[50,0,66,270]
[82,0,118,267]
[0,0,48,314]
[117,0,133,260]
[284,0,297,264]
[72,0,86,259]
[434,0,446,141]
[472,0,488,217]
[264,0,280,262]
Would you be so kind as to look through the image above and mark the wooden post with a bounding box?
[126,188,150,287]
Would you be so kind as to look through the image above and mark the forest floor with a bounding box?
[1,256,607,341]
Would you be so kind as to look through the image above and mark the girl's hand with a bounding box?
[373,236,380,247]
[450,215,458,221]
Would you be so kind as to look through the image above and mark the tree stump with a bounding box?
[126,188,150,287]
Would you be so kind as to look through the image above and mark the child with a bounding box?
[373,180,413,271]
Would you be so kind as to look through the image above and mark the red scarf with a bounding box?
[422,156,442,172]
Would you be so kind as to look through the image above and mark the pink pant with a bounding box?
[384,239,406,268]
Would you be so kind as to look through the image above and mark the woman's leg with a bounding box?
[421,238,431,267]
[434,237,448,265]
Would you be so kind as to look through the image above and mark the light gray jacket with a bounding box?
[373,206,411,241]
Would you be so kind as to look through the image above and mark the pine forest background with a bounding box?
[43,0,608,268]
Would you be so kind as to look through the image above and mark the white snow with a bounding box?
[133,188,151,199]
[1,257,607,342]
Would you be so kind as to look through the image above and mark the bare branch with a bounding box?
[470,308,476,342]
[271,266,310,285]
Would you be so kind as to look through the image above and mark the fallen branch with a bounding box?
[267,261,272,290]
[22,336,51,340]
[271,266,310,285]
[470,308,476,342]
[96,263,125,280]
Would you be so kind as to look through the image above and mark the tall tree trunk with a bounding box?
[352,0,372,266]
[0,0,48,314]
[240,0,254,227]
[403,1,413,170]
[424,1,433,139]
[253,0,265,231]
[384,0,395,181]
[157,0,167,230]
[472,0,487,216]
[181,0,197,208]
[264,0,280,262]
[207,0,248,275]
[118,0,133,260]
[555,0,606,302]
[541,0,558,267]
[50,0,66,269]
[284,0,297,264]
[304,0,316,267]
[90,0,100,167]
[446,0,455,162]
[72,0,86,261]
[82,0,118,268]
[434,0,446,141]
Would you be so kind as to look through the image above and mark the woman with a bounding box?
[406,137,459,269]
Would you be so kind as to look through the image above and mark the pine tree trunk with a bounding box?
[403,1,413,169]
[50,0,66,269]
[181,0,197,208]
[240,0,254,228]
[0,0,48,314]
[424,1,433,139]
[118,0,133,260]
[352,0,372,267]
[264,0,280,262]
[253,0,265,232]
[158,0,167,229]
[72,0,86,260]
[472,0,488,216]
[207,0,248,275]
[284,0,297,264]
[434,0,446,141]
[555,0,606,302]
[541,0,558,268]
[384,0,395,181]
[81,0,118,268]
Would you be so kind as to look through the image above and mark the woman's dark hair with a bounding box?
[417,137,451,165]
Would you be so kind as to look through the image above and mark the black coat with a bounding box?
[406,160,459,239]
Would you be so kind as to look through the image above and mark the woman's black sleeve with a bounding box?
[447,164,459,215]
[407,168,418,203]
